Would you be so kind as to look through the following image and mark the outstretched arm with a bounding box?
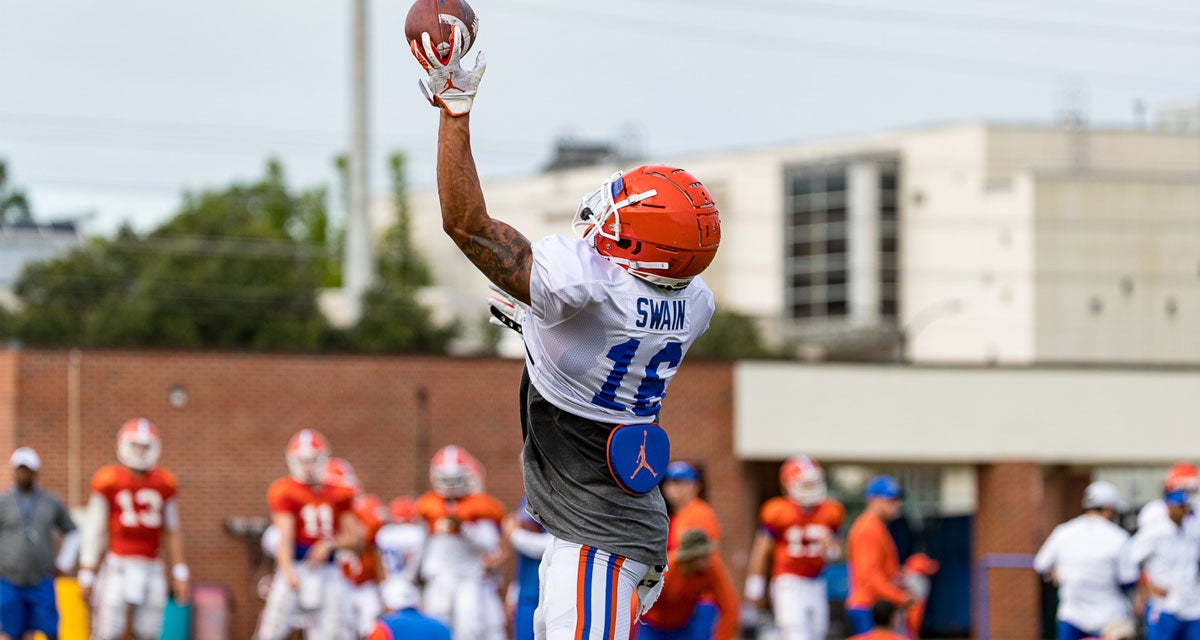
[437,112,532,303]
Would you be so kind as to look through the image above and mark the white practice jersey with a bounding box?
[523,235,716,424]
[1129,518,1200,618]
[1033,514,1137,632]
[419,523,499,584]
[375,523,425,581]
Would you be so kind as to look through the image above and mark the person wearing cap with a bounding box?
[638,528,739,640]
[846,475,911,636]
[368,579,451,640]
[0,447,78,640]
[1033,480,1138,640]
[1127,488,1200,640]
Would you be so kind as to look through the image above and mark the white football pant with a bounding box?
[349,581,382,638]
[255,563,348,640]
[93,555,168,640]
[771,574,829,640]
[535,537,651,640]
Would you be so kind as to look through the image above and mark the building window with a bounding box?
[784,159,900,324]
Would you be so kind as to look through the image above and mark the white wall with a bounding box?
[734,361,1200,464]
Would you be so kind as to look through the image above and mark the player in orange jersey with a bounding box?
[415,446,506,640]
[345,492,387,639]
[255,430,363,640]
[744,455,845,640]
[78,418,189,640]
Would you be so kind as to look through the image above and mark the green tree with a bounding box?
[347,151,453,352]
[0,160,32,224]
[688,310,774,359]
[4,161,335,349]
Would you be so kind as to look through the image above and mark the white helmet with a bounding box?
[117,418,162,472]
[780,455,827,507]
[286,429,331,485]
[429,446,482,499]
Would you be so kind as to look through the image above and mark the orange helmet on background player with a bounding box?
[429,445,481,499]
[325,457,360,494]
[573,165,721,291]
[389,496,417,523]
[780,455,827,507]
[286,429,330,485]
[356,493,385,521]
[117,418,162,472]
[1165,462,1200,493]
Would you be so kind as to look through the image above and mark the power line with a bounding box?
[654,0,1200,48]
[508,0,1198,89]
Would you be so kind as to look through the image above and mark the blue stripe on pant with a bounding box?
[1148,609,1200,640]
[0,577,59,639]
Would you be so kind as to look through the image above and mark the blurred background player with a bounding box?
[376,496,425,610]
[1033,481,1137,640]
[369,579,451,640]
[899,552,939,638]
[78,419,189,640]
[415,445,505,640]
[744,455,844,640]
[255,429,362,640]
[848,600,908,640]
[1127,488,1200,640]
[1138,463,1200,530]
[0,447,78,640]
[845,475,911,636]
[504,496,549,640]
[325,458,387,640]
[410,20,721,639]
[639,528,739,640]
[662,461,723,637]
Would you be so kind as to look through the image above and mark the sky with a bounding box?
[1,0,1198,236]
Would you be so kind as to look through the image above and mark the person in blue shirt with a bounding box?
[369,580,451,640]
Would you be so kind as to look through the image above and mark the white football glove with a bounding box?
[636,565,666,619]
[410,26,485,117]
[488,283,527,334]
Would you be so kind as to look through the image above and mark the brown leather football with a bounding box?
[405,0,479,60]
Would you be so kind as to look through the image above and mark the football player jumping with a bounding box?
[78,418,188,640]
[415,446,506,640]
[409,24,720,640]
[255,430,362,640]
[744,455,845,640]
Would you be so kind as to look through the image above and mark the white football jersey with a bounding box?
[523,235,715,424]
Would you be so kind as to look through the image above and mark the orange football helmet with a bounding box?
[286,429,331,485]
[117,418,162,472]
[1166,462,1200,493]
[325,457,360,494]
[573,165,721,291]
[430,445,481,499]
[780,455,827,507]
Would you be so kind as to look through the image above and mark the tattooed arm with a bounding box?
[437,111,533,304]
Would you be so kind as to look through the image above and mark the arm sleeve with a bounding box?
[709,557,741,640]
[509,529,550,559]
[55,499,77,534]
[163,498,181,533]
[1032,528,1060,575]
[460,520,500,554]
[56,530,80,573]
[79,493,109,569]
[855,529,908,603]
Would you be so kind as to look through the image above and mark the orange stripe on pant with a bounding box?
[576,545,592,640]
[607,556,626,639]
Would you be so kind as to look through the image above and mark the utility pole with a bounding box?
[345,0,374,324]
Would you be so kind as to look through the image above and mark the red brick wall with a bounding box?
[2,348,749,638]
[975,462,1043,640]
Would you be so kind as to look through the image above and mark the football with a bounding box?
[405,0,479,60]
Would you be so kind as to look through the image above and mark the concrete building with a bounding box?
[379,120,1200,364]
[0,219,83,309]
